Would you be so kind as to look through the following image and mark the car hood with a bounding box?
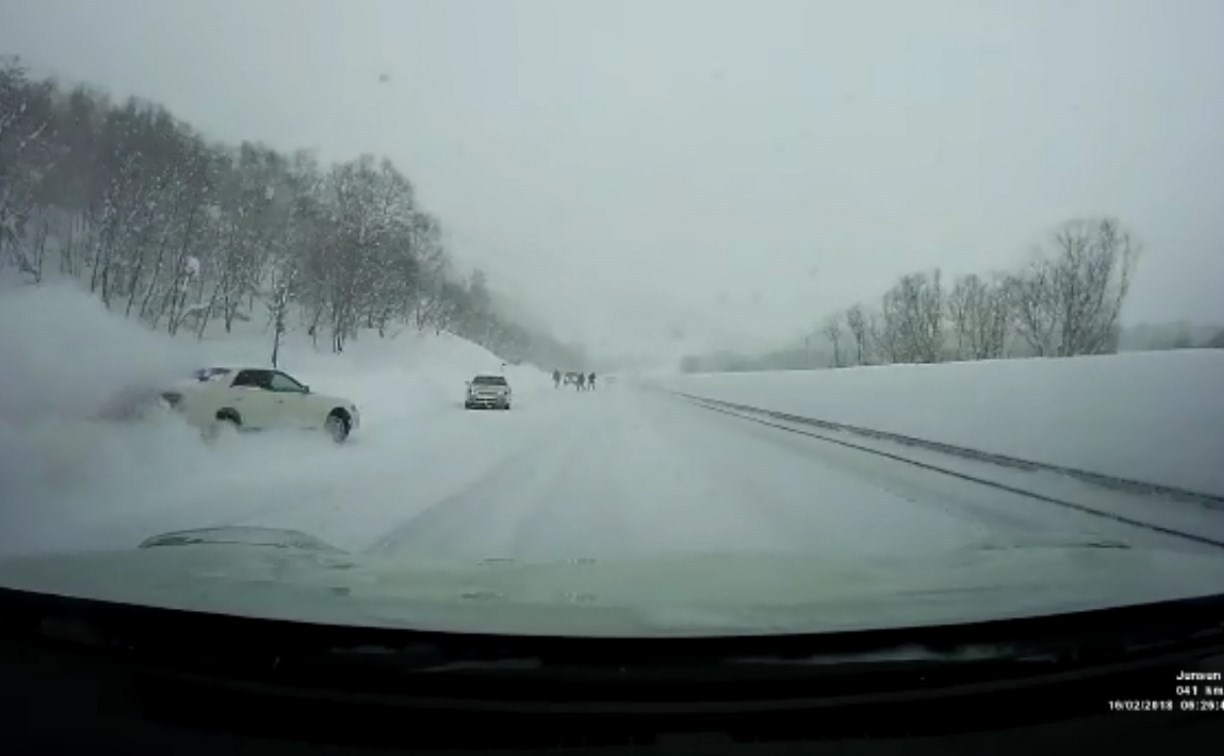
[3,528,1224,637]
[310,391,354,407]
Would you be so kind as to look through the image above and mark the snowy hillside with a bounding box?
[658,352,1224,498]
[1,281,549,423]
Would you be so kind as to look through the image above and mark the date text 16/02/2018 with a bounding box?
[1109,700,1174,712]
[1109,700,1224,712]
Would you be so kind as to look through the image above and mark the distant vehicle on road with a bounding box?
[563,372,582,387]
[161,367,359,442]
[465,374,512,410]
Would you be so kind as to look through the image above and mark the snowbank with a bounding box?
[658,352,1224,497]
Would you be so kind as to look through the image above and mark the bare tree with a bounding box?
[1005,264,1055,357]
[879,269,943,363]
[266,266,296,368]
[946,273,1010,360]
[1009,218,1138,357]
[977,277,1011,359]
[844,303,869,365]
[821,312,845,368]
[946,277,972,359]
[0,59,54,276]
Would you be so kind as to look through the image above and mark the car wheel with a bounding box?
[325,412,350,443]
[206,411,241,442]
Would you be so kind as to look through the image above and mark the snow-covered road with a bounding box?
[9,375,1218,564]
[6,285,1221,567]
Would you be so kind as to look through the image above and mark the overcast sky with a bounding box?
[3,0,1223,361]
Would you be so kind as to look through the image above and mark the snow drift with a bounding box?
[659,352,1224,497]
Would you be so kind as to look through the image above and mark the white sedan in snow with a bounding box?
[161,367,360,442]
[464,374,512,410]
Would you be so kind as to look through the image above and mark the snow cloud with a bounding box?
[0,281,198,425]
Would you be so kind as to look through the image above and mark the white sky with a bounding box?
[2,0,1223,361]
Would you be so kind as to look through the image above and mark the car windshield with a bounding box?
[269,372,306,392]
[2,0,1224,641]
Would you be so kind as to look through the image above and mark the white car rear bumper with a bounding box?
[466,394,509,408]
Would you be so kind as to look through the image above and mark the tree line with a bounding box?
[0,58,581,369]
[683,217,1146,373]
[822,217,1138,368]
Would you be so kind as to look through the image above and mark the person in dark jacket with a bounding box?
[576,372,586,390]
[553,369,561,388]
[588,372,596,390]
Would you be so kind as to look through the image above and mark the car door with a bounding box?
[227,369,276,428]
[267,370,315,428]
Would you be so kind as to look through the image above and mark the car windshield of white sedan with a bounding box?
[269,372,306,392]
[472,376,507,386]
[2,0,1224,638]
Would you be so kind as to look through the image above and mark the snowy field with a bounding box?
[657,352,1224,498]
[3,282,1223,570]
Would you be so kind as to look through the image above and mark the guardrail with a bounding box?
[666,389,1224,510]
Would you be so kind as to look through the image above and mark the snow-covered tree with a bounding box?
[0,67,582,370]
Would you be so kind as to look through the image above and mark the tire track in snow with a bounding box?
[497,388,994,562]
[365,409,590,559]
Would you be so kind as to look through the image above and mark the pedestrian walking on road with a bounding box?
[553,369,561,388]
[576,373,586,391]
[588,372,596,390]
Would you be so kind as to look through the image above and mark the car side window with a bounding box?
[232,370,272,390]
[268,372,306,393]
